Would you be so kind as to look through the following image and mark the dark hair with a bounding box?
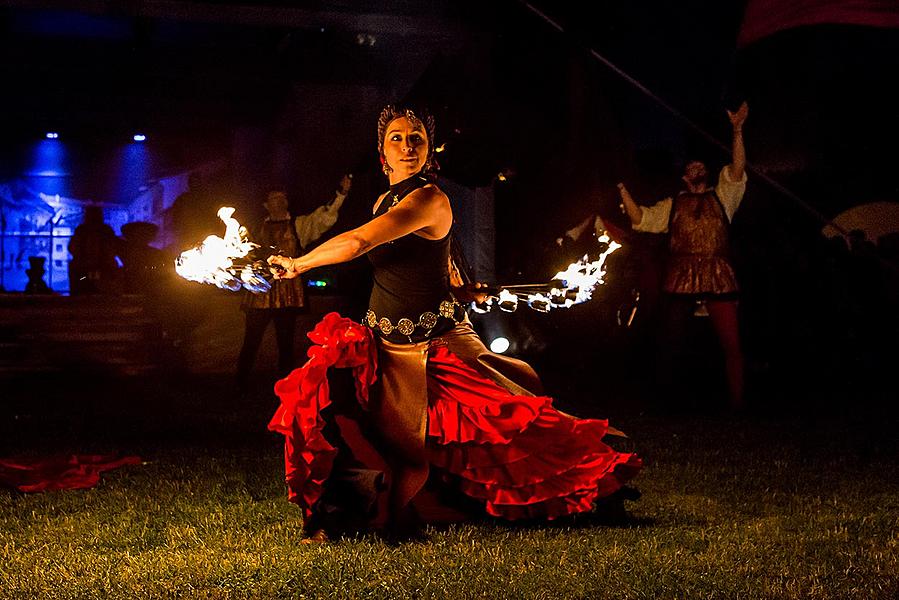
[682,158,709,171]
[377,105,439,174]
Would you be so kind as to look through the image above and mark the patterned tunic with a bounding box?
[242,219,305,310]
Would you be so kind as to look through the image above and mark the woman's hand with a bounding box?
[452,282,492,304]
[267,255,301,279]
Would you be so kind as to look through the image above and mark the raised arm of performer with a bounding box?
[726,101,748,181]
[617,182,644,228]
[293,173,354,250]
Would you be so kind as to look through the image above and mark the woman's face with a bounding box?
[382,116,429,182]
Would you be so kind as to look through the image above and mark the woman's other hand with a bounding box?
[452,281,492,304]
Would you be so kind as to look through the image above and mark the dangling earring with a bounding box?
[380,155,392,175]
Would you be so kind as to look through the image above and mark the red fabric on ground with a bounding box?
[0,454,141,493]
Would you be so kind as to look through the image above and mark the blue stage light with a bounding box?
[112,140,152,204]
[45,132,59,139]
[133,134,146,142]
[27,138,71,195]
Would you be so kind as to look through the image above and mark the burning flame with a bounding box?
[174,207,273,293]
[474,233,621,314]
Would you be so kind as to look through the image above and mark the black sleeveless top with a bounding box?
[366,175,461,343]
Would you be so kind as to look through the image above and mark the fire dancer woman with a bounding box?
[267,105,641,540]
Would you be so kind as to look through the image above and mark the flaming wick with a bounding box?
[471,233,621,314]
[174,207,277,293]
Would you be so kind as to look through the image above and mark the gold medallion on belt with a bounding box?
[366,300,461,339]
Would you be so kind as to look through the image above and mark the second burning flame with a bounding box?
[474,233,621,313]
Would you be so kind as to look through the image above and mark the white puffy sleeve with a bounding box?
[633,197,673,233]
[715,166,747,222]
[294,191,347,250]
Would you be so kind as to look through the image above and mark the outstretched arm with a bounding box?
[726,101,748,181]
[269,186,451,278]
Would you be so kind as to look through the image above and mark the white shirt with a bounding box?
[634,166,747,234]
[294,191,347,250]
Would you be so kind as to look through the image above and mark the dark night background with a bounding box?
[1,0,897,413]
[2,5,899,595]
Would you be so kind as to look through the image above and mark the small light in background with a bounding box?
[133,134,146,142]
[355,33,376,46]
[45,132,59,139]
[435,143,446,153]
[306,279,329,288]
[496,167,516,183]
[489,337,510,354]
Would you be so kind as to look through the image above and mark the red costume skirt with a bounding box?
[268,313,641,528]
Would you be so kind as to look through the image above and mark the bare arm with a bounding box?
[726,101,748,181]
[269,186,451,277]
[562,215,594,244]
[617,182,643,227]
[618,184,673,233]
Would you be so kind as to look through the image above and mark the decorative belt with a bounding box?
[365,300,463,339]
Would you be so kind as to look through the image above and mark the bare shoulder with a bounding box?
[406,183,449,208]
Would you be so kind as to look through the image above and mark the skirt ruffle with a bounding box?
[425,344,641,520]
[267,313,377,519]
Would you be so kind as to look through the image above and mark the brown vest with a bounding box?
[664,191,738,295]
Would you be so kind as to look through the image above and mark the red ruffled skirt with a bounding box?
[268,313,641,523]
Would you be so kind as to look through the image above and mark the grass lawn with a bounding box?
[1,374,897,599]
